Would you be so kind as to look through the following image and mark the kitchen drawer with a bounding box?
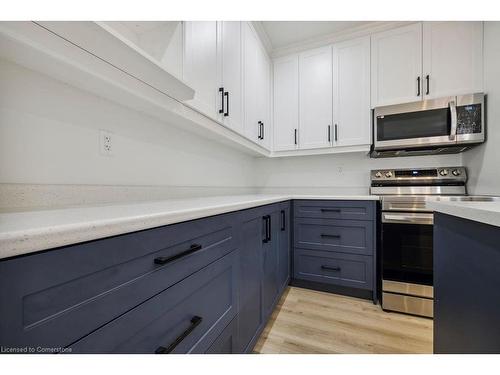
[0,213,235,349]
[205,317,239,354]
[294,217,374,255]
[294,200,375,221]
[294,249,373,290]
[69,250,239,353]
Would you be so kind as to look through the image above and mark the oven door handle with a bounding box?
[382,213,434,225]
[449,100,457,141]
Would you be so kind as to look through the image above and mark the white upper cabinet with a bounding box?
[183,21,219,118]
[299,46,333,149]
[220,21,244,134]
[243,22,261,143]
[371,23,423,108]
[257,46,272,149]
[332,36,371,147]
[422,22,483,99]
[243,22,271,149]
[273,54,299,151]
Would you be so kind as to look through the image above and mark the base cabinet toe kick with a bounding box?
[0,199,378,353]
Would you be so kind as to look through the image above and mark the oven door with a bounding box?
[381,212,434,287]
[374,97,457,150]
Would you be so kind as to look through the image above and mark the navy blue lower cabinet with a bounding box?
[0,213,235,351]
[434,213,500,354]
[235,202,289,353]
[68,250,239,354]
[236,208,265,353]
[278,202,291,292]
[262,210,280,318]
[205,317,239,354]
[294,200,375,221]
[294,217,374,256]
[294,249,373,290]
[292,200,377,303]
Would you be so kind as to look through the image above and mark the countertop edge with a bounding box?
[0,195,379,260]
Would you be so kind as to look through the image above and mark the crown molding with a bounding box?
[270,21,417,58]
[251,21,273,55]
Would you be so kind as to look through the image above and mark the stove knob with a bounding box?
[385,171,393,178]
[375,172,382,178]
[439,169,448,176]
[452,169,461,176]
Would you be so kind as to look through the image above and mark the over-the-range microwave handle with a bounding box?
[449,100,457,141]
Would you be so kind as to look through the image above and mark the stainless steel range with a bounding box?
[370,166,467,318]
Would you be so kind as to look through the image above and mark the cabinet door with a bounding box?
[371,23,423,107]
[333,36,371,147]
[183,21,219,118]
[278,205,291,291]
[221,21,244,134]
[273,55,299,151]
[236,213,264,353]
[423,22,483,99]
[243,22,261,144]
[262,211,279,319]
[258,47,272,149]
[299,46,333,149]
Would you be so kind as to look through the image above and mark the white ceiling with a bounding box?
[261,21,372,50]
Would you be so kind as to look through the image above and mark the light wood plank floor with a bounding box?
[254,286,433,354]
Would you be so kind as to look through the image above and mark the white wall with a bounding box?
[463,21,500,195]
[0,59,256,189]
[255,152,463,195]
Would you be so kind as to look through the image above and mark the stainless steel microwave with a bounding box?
[372,93,485,157]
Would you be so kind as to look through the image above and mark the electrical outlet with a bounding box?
[99,130,113,156]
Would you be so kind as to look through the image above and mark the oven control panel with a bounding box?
[370,167,467,184]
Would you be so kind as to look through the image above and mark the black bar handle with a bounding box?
[262,215,270,243]
[321,233,341,239]
[334,124,338,142]
[417,76,421,96]
[281,210,286,231]
[257,121,262,140]
[320,208,341,213]
[261,122,265,140]
[328,125,331,142]
[321,265,341,272]
[425,75,430,95]
[154,244,203,265]
[155,316,203,354]
[294,129,298,145]
[218,87,224,114]
[224,91,229,117]
[267,215,271,242]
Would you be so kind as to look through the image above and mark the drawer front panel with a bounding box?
[294,249,373,290]
[294,218,374,255]
[69,250,239,354]
[205,317,239,354]
[294,200,375,221]
[0,213,235,349]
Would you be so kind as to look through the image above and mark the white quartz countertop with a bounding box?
[0,194,379,260]
[428,200,500,228]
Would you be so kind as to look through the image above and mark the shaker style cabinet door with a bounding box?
[257,45,272,149]
[299,45,333,150]
[243,22,261,144]
[273,54,299,151]
[220,21,244,134]
[183,21,219,118]
[422,21,483,99]
[332,36,371,147]
[371,22,423,108]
